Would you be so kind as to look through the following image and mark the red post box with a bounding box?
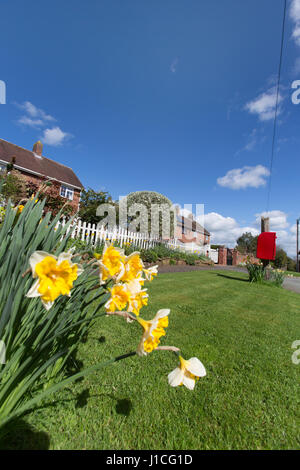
[256,232,276,260]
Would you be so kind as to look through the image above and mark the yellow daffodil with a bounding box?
[126,279,148,316]
[97,243,125,284]
[16,205,24,214]
[143,265,158,282]
[136,309,170,356]
[94,252,101,260]
[105,284,131,313]
[168,356,206,390]
[26,251,83,310]
[120,252,144,283]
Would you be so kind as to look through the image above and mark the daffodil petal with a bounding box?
[182,374,196,390]
[41,299,55,311]
[186,357,206,377]
[153,309,170,321]
[26,279,41,298]
[168,367,184,387]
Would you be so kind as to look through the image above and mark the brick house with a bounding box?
[175,214,210,247]
[0,139,83,212]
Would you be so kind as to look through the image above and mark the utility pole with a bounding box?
[261,216,270,271]
[297,218,299,273]
[261,217,270,234]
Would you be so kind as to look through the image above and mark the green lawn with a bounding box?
[1,270,300,450]
[284,270,300,277]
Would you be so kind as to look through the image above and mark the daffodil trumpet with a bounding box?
[97,243,126,284]
[26,250,83,310]
[136,309,170,356]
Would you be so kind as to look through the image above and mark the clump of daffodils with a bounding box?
[25,242,206,390]
[95,243,206,390]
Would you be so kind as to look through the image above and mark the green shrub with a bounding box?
[184,254,198,266]
[140,249,158,263]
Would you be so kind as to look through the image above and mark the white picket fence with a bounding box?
[57,218,219,262]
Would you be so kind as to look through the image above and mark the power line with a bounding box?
[266,0,287,214]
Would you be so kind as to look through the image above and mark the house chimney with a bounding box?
[33,141,43,157]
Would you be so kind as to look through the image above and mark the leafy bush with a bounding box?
[78,188,114,225]
[184,254,198,265]
[0,170,27,204]
[140,249,158,264]
[125,191,175,237]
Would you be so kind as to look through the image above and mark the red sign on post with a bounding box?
[256,232,276,260]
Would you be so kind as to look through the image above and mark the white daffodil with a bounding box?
[143,265,158,281]
[136,309,170,356]
[168,356,206,390]
[26,250,84,310]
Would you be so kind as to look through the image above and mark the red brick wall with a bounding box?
[235,252,259,265]
[18,170,80,212]
[218,246,227,265]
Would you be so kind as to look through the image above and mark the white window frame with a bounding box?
[60,185,74,201]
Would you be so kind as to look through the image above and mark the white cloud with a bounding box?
[41,127,72,146]
[275,230,296,257]
[16,101,55,125]
[255,210,289,230]
[217,165,270,190]
[244,87,283,121]
[18,116,44,128]
[203,210,296,257]
[290,0,300,47]
[170,58,179,73]
[204,212,259,247]
[14,101,73,147]
[235,128,258,155]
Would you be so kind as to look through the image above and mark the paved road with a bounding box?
[158,264,300,294]
[283,277,300,294]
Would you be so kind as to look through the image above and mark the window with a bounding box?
[60,185,74,201]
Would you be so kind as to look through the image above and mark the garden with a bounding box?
[1,269,299,449]
[0,187,299,451]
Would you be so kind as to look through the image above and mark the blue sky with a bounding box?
[0,0,300,254]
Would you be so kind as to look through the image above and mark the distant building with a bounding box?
[0,138,83,211]
[175,214,210,247]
